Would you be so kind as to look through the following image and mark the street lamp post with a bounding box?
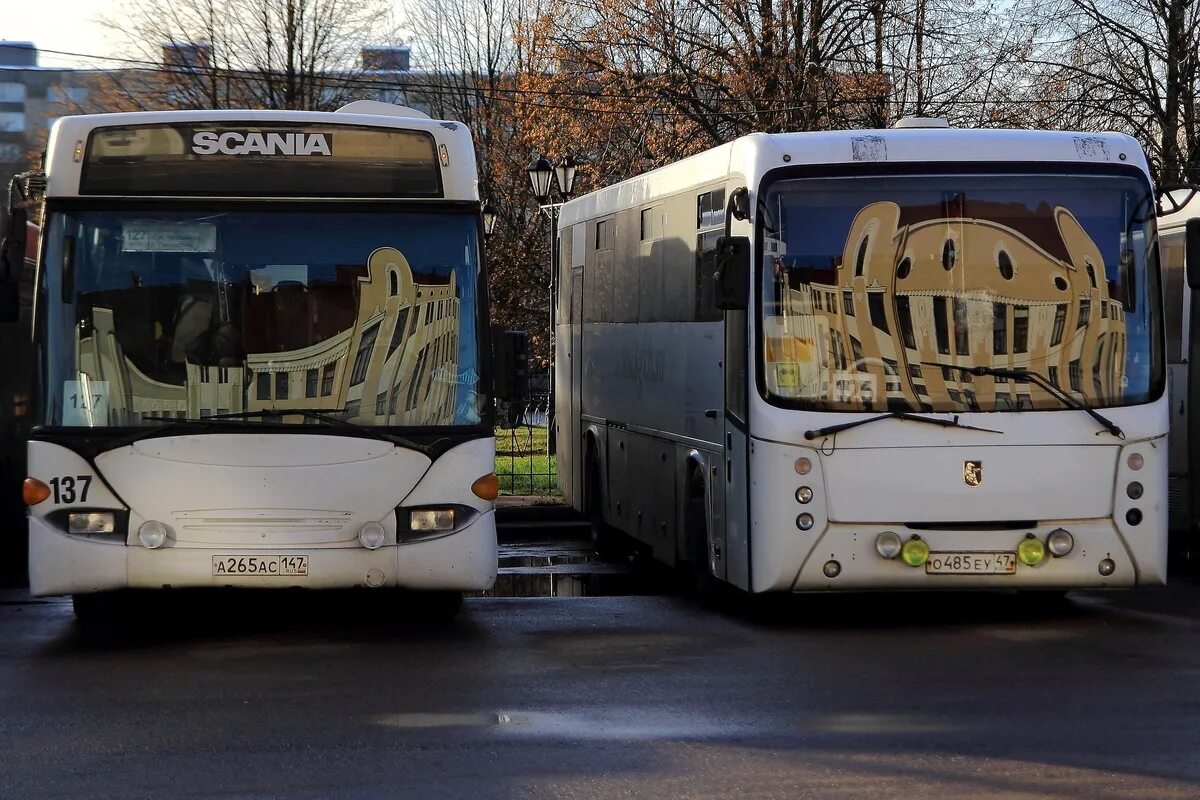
[481,202,499,240]
[527,154,578,458]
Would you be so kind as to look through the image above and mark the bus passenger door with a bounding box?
[723,307,751,590]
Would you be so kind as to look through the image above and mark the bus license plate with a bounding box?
[925,552,1016,575]
[212,555,309,577]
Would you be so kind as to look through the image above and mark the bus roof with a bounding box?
[43,106,479,202]
[560,127,1150,227]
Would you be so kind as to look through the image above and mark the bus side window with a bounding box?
[695,230,723,322]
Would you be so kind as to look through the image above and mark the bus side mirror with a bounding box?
[1186,218,1200,289]
[714,235,750,310]
[493,329,530,405]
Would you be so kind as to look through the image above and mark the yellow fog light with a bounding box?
[1017,535,1046,566]
[900,537,929,567]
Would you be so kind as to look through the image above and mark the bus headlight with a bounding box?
[410,509,456,532]
[68,512,115,535]
[795,486,814,504]
[875,531,903,559]
[358,521,386,550]
[1046,528,1074,557]
[138,520,169,549]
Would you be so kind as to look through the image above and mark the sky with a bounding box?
[7,1,125,68]
[7,1,407,69]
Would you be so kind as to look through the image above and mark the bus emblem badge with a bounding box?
[964,461,983,487]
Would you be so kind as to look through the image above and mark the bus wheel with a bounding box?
[588,458,619,559]
[681,482,720,603]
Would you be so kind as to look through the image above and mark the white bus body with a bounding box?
[1159,192,1199,557]
[557,124,1167,591]
[23,105,498,601]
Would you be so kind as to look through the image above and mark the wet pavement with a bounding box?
[1,537,1200,799]
[479,539,656,598]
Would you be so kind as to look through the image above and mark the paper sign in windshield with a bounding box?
[122,221,217,253]
[62,379,110,426]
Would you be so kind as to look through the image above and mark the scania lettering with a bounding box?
[8,102,501,617]
[556,119,1173,593]
[190,130,333,157]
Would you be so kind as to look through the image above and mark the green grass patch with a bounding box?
[495,426,558,495]
[496,454,558,495]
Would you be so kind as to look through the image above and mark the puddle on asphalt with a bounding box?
[374,709,739,740]
[473,541,656,598]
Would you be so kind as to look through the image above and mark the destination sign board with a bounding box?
[81,123,442,197]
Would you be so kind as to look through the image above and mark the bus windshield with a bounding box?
[39,207,485,428]
[758,171,1161,413]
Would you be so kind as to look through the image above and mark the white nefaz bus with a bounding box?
[557,119,1183,592]
[5,102,502,614]
[1158,191,1200,557]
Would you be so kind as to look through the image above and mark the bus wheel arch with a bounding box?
[680,452,718,599]
[584,430,616,556]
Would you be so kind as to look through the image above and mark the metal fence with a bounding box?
[495,393,561,497]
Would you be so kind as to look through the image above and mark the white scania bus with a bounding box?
[556,119,1182,592]
[4,102,502,615]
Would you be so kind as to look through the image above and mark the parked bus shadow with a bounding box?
[718,588,1100,629]
[49,588,486,652]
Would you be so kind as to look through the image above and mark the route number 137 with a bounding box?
[49,476,92,504]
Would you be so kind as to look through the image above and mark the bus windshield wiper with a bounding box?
[967,366,1125,439]
[804,411,1001,440]
[204,408,436,453]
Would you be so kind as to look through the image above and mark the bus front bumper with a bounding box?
[27,510,498,597]
[787,520,1146,591]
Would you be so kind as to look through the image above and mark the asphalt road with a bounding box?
[2,553,1200,799]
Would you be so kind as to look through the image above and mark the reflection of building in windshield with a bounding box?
[764,199,1128,411]
[75,245,460,425]
[245,246,459,425]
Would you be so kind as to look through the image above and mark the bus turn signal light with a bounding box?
[23,478,50,506]
[472,473,500,501]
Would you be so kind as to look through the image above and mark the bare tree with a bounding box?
[104,0,398,110]
[1018,0,1200,184]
